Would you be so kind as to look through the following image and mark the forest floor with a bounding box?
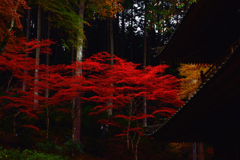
[0,129,214,160]
[75,135,203,160]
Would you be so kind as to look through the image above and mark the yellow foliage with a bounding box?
[88,0,123,17]
[178,64,210,99]
[169,142,191,153]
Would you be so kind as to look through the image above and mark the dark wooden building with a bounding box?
[148,0,240,159]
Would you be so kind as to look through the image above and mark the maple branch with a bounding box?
[126,117,131,149]
[0,34,10,55]
[0,0,20,55]
[131,131,137,152]
[133,98,141,109]
[7,75,13,91]
[134,96,142,107]
[6,75,20,92]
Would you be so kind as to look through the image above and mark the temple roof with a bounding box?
[150,44,240,143]
[157,0,240,64]
[148,0,240,143]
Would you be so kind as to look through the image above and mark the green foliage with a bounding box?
[39,0,85,48]
[62,139,84,156]
[36,141,62,154]
[188,0,197,4]
[0,146,66,160]
[36,139,84,157]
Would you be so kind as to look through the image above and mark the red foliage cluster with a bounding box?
[1,41,183,136]
[0,38,55,120]
[85,52,184,137]
[0,0,29,30]
[0,0,29,51]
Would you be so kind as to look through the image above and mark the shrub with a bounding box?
[36,141,62,154]
[62,139,84,156]
[0,146,66,160]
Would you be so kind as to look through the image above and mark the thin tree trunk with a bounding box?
[110,17,114,72]
[45,11,50,98]
[131,132,136,152]
[107,17,114,116]
[198,142,205,160]
[127,119,131,149]
[193,142,197,160]
[102,20,106,51]
[121,11,125,59]
[46,107,49,139]
[54,28,58,64]
[71,46,75,77]
[126,100,133,149]
[34,5,42,108]
[148,25,153,65]
[13,111,20,136]
[143,1,147,127]
[107,18,110,53]
[143,1,147,67]
[45,11,51,139]
[72,96,76,140]
[23,8,30,91]
[116,12,120,57]
[130,0,133,61]
[134,134,141,160]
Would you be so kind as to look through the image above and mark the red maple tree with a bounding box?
[86,52,184,159]
[0,37,55,132]
[1,48,183,158]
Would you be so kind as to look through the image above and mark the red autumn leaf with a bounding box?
[22,125,40,131]
[115,133,127,137]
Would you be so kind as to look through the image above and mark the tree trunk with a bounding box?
[148,25,153,65]
[13,111,20,136]
[121,10,125,59]
[130,0,134,61]
[45,11,51,139]
[54,28,58,64]
[72,0,84,142]
[110,17,114,71]
[23,8,31,91]
[34,5,42,108]
[106,18,110,53]
[143,1,147,127]
[126,100,133,149]
[107,17,114,117]
[126,119,131,149]
[116,12,120,57]
[46,107,49,139]
[193,142,197,160]
[198,142,205,160]
[45,11,50,99]
[134,134,141,160]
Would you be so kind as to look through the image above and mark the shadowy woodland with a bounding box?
[0,0,214,159]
